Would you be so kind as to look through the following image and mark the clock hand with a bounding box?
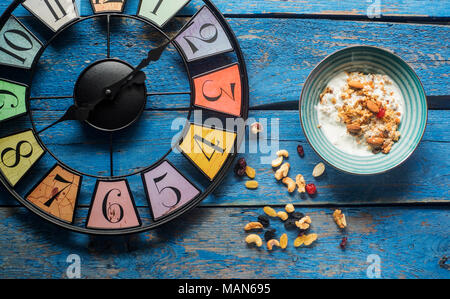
[104,40,172,100]
[37,72,147,134]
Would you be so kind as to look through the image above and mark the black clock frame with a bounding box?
[0,0,249,235]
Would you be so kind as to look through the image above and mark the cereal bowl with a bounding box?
[299,46,427,175]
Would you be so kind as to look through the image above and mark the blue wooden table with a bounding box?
[0,0,449,279]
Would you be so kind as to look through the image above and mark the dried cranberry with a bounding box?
[340,237,348,249]
[297,145,305,157]
[377,108,386,119]
[305,183,317,195]
[236,168,246,177]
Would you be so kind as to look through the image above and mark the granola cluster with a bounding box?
[320,72,402,154]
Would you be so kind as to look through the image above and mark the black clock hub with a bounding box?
[74,58,147,132]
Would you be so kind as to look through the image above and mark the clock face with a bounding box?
[0,0,248,235]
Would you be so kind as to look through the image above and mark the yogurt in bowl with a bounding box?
[299,46,427,175]
[316,71,404,156]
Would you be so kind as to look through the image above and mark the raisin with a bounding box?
[257,215,270,227]
[297,145,305,157]
[264,229,276,242]
[291,212,305,220]
[237,157,247,169]
[235,167,246,177]
[284,218,297,230]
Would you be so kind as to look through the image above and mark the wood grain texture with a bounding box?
[0,206,448,278]
[2,0,450,18]
[0,110,447,207]
[15,17,449,107]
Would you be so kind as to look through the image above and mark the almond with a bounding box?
[346,124,361,134]
[367,137,384,147]
[366,100,380,113]
[348,80,364,89]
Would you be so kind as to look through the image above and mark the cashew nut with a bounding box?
[275,162,290,180]
[276,149,289,158]
[282,177,296,193]
[267,239,280,250]
[244,222,263,231]
[271,156,283,168]
[295,216,312,230]
[245,234,262,247]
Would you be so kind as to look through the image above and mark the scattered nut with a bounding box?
[245,166,256,179]
[276,150,289,158]
[295,174,306,193]
[285,203,295,213]
[312,162,326,178]
[245,234,262,247]
[263,206,277,217]
[271,156,283,168]
[267,239,280,250]
[333,209,347,229]
[280,233,288,249]
[277,211,288,221]
[295,216,312,230]
[250,122,263,135]
[275,162,290,180]
[244,222,263,231]
[282,177,296,193]
[245,180,259,189]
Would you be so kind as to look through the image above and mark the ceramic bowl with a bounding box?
[299,46,427,175]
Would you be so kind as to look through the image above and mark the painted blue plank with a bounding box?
[0,206,448,278]
[0,110,448,207]
[1,0,449,18]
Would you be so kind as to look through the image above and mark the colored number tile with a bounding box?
[0,16,43,69]
[86,179,141,230]
[138,0,190,28]
[26,164,82,224]
[178,123,237,181]
[22,0,79,32]
[90,0,127,14]
[193,63,242,117]
[142,160,201,220]
[0,130,45,187]
[174,5,233,62]
[0,79,28,123]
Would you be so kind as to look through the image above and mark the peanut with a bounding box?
[282,177,296,193]
[244,222,263,231]
[245,234,262,247]
[267,239,280,250]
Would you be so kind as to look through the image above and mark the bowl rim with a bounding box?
[299,45,428,176]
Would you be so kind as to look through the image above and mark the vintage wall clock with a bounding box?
[0,0,249,235]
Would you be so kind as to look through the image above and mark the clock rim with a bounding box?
[0,0,249,235]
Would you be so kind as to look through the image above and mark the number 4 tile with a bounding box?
[178,123,237,181]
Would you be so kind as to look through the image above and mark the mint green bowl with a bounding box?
[300,46,428,175]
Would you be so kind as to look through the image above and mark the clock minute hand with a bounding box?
[104,40,172,100]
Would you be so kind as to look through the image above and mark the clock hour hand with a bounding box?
[104,40,171,100]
